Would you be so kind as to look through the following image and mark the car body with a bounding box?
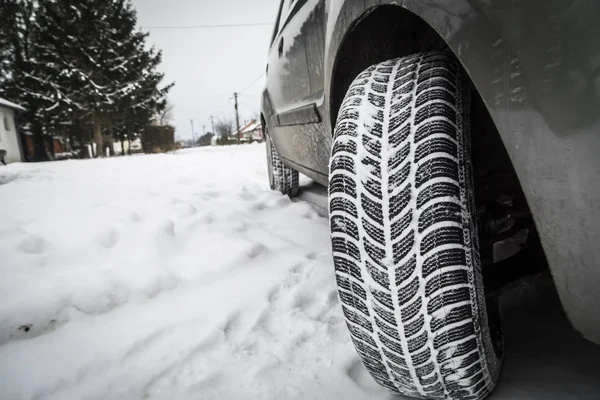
[261,0,600,345]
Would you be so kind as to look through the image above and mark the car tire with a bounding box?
[329,52,503,399]
[266,127,299,196]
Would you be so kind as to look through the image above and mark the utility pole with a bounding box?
[210,115,215,136]
[234,92,241,143]
[190,119,195,146]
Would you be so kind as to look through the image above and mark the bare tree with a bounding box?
[215,119,233,139]
[158,102,174,126]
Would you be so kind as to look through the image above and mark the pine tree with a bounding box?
[0,0,173,160]
[45,0,172,156]
[1,0,90,160]
[105,2,173,155]
[0,0,54,161]
[44,0,129,156]
[32,0,88,156]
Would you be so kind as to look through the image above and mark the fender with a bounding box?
[323,0,600,343]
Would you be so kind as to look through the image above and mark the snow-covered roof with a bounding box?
[241,121,261,133]
[231,120,262,136]
[0,97,26,112]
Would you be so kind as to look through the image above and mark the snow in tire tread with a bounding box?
[329,52,501,400]
[267,133,299,196]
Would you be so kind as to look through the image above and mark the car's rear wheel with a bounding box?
[265,127,299,196]
[329,52,503,399]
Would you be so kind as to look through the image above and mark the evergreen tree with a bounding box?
[0,0,173,160]
[0,0,55,161]
[108,5,173,155]
[42,0,136,156]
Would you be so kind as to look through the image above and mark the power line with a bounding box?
[237,93,260,98]
[239,72,266,94]
[237,95,262,107]
[143,22,272,30]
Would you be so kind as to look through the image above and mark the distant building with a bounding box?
[142,125,175,153]
[0,97,26,163]
[233,120,263,143]
[22,134,66,160]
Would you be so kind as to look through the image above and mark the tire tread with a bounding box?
[329,52,501,400]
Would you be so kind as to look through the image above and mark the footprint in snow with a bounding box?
[346,357,385,393]
[266,195,292,209]
[198,214,214,224]
[327,289,339,307]
[267,286,282,303]
[290,262,304,275]
[95,228,119,249]
[152,219,176,238]
[292,331,312,348]
[231,220,247,232]
[238,187,256,201]
[223,311,244,342]
[130,212,142,222]
[199,191,221,200]
[170,200,197,216]
[251,308,272,333]
[292,293,314,311]
[245,242,267,259]
[19,234,46,254]
[185,215,215,233]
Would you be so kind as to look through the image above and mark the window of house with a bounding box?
[3,117,10,131]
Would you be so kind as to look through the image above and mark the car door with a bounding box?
[266,0,328,176]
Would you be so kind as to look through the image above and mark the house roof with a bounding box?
[0,97,26,112]
[230,120,261,136]
[241,120,261,133]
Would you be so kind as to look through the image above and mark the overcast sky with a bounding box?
[131,0,280,139]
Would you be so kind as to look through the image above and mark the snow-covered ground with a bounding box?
[0,145,599,400]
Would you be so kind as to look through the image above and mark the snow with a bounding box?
[0,145,599,400]
[0,97,26,112]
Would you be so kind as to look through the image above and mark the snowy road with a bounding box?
[0,145,598,400]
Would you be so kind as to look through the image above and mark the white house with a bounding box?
[0,97,26,164]
[233,120,263,143]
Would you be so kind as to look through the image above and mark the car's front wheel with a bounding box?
[329,52,503,399]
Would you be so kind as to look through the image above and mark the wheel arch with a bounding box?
[328,5,523,225]
[260,113,267,135]
[327,1,545,320]
[326,2,600,345]
[329,5,448,128]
